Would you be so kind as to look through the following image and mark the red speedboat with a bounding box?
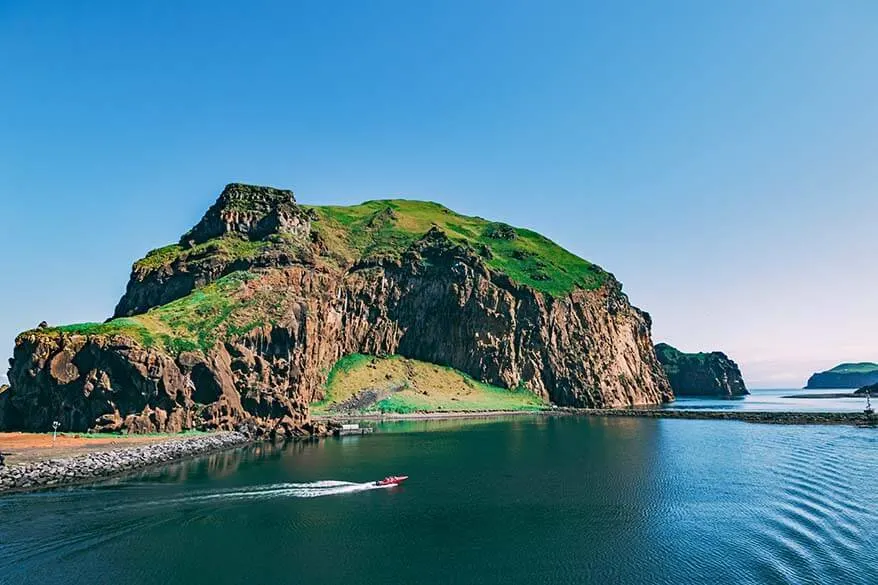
[375,475,409,486]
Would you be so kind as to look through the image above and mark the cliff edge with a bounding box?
[1,183,672,435]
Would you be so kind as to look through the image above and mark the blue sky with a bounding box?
[2,1,876,387]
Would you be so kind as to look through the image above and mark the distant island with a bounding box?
[805,363,878,389]
[655,343,748,398]
[0,183,673,435]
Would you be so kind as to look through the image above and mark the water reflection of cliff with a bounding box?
[374,414,545,434]
[132,441,298,484]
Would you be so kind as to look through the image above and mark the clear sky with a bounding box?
[2,1,876,388]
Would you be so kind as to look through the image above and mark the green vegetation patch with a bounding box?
[373,395,420,414]
[825,362,878,374]
[305,199,606,296]
[38,271,274,354]
[323,353,373,391]
[54,318,158,347]
[133,235,283,272]
[655,343,713,376]
[312,353,547,414]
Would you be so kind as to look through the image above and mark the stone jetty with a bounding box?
[0,431,249,493]
[574,408,878,426]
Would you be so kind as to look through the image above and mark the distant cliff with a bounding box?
[855,383,878,396]
[805,363,878,389]
[1,183,672,435]
[655,343,748,397]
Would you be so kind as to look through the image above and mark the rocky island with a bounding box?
[805,363,878,389]
[0,183,672,437]
[654,343,748,397]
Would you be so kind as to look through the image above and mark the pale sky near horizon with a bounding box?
[2,1,876,388]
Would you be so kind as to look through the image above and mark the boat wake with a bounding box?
[163,480,393,505]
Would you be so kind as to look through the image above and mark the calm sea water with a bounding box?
[666,388,871,413]
[2,416,877,585]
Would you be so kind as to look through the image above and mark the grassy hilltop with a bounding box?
[824,363,878,374]
[25,198,607,357]
[305,199,606,296]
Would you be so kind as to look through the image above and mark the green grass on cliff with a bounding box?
[311,354,547,414]
[54,318,157,345]
[134,235,276,272]
[305,199,606,296]
[654,343,712,376]
[823,362,878,374]
[37,271,269,354]
[29,195,607,355]
[131,198,606,296]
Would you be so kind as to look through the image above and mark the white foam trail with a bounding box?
[157,480,393,506]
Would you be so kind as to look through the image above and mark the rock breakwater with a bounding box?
[0,432,249,493]
[575,408,877,426]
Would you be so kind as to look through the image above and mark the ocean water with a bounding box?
[1,416,877,585]
[665,387,871,413]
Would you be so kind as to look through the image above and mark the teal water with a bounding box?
[2,416,877,585]
[666,388,870,412]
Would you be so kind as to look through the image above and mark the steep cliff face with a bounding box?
[3,183,672,434]
[655,343,748,397]
[805,363,878,389]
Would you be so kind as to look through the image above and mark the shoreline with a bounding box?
[316,409,546,422]
[0,431,250,494]
[5,406,875,494]
[318,407,878,426]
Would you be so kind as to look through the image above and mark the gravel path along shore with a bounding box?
[0,431,249,494]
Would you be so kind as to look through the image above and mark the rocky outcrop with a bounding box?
[113,184,316,318]
[655,343,748,397]
[4,333,312,437]
[4,183,672,434]
[180,183,311,247]
[805,363,878,389]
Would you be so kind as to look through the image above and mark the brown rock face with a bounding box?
[3,183,672,434]
[5,334,190,432]
[307,235,671,407]
[4,333,308,436]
